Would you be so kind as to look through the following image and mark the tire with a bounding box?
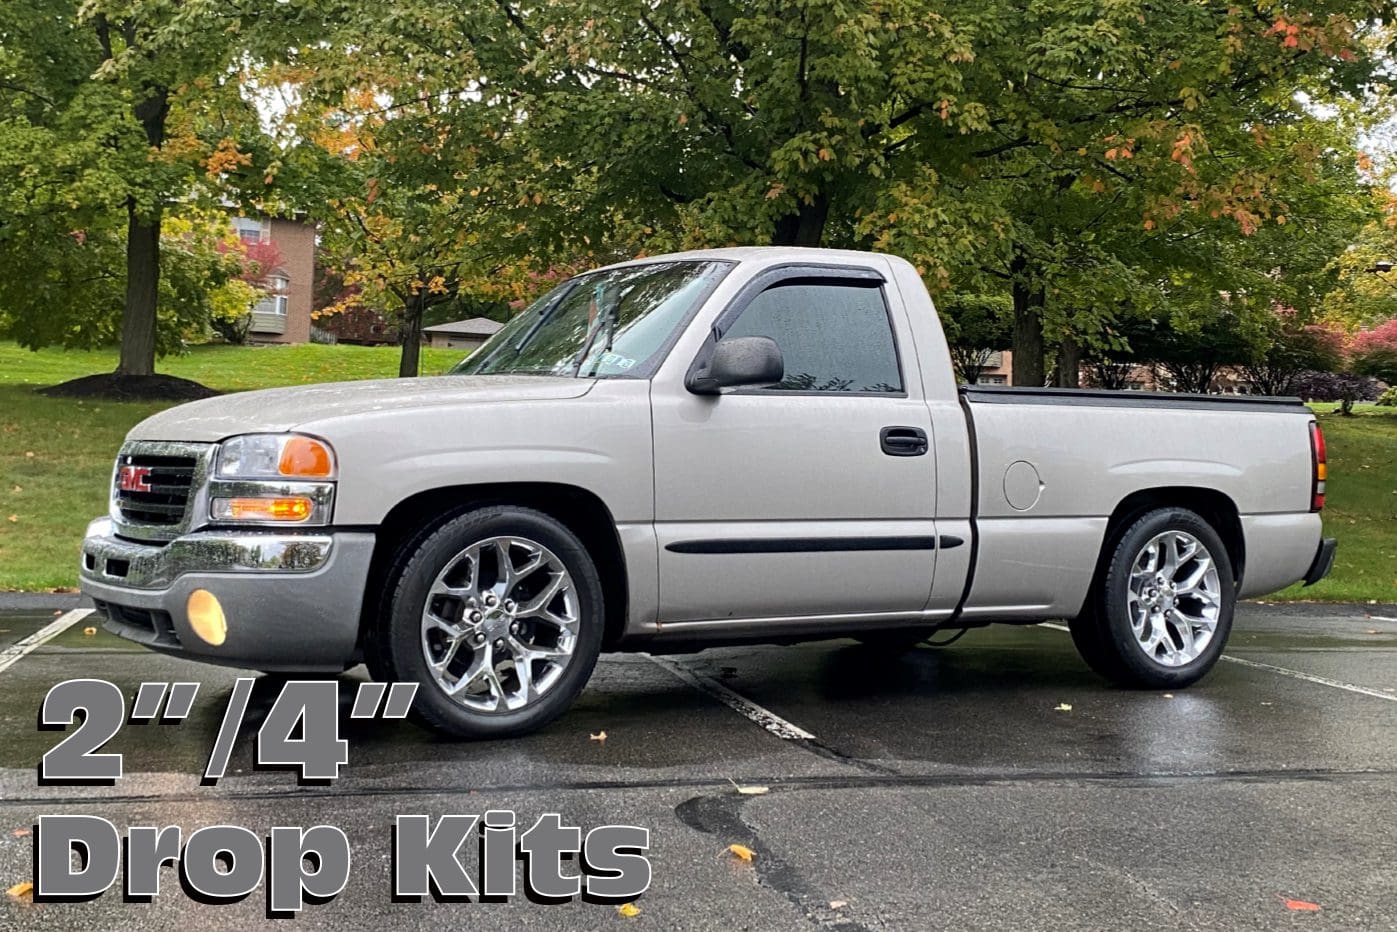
[853,627,938,651]
[1071,507,1235,689]
[371,505,605,739]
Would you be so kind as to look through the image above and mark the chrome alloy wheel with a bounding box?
[420,536,580,713]
[1126,530,1221,667]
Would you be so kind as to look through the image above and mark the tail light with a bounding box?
[1310,421,1326,512]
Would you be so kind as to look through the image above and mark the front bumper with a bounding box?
[78,517,375,671]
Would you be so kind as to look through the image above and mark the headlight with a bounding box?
[210,434,336,526]
[217,434,336,480]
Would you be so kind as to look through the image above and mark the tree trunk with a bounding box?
[115,84,170,378]
[116,202,161,376]
[398,295,424,378]
[771,193,829,246]
[1054,336,1080,388]
[1010,257,1045,387]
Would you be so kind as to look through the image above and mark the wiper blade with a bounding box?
[514,281,577,354]
[572,284,620,377]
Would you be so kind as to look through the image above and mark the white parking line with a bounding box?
[0,608,94,676]
[645,654,817,741]
[1039,621,1397,703]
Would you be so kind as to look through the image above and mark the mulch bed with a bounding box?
[37,373,220,402]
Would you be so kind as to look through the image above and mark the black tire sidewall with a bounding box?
[382,506,604,739]
[1098,508,1235,688]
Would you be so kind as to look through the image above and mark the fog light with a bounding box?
[187,589,227,646]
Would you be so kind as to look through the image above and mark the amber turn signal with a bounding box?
[278,436,335,478]
[213,496,314,522]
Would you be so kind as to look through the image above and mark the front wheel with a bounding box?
[372,506,604,739]
[1070,507,1235,689]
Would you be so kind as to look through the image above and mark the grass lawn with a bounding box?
[1,341,1393,602]
[1270,403,1397,604]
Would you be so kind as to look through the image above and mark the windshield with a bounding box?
[451,260,731,378]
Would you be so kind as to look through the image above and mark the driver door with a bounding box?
[650,266,938,628]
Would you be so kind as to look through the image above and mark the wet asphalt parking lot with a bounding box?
[0,600,1394,930]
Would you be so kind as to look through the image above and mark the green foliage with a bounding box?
[0,211,246,354]
[0,0,288,371]
[267,0,1395,384]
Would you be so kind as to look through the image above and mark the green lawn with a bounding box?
[0,342,1393,601]
[1270,403,1397,604]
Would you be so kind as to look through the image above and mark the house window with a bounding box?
[254,275,290,316]
[976,374,1008,385]
[233,216,270,245]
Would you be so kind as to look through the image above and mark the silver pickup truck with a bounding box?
[80,248,1335,738]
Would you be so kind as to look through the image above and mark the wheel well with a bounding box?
[359,483,630,649]
[1098,487,1245,588]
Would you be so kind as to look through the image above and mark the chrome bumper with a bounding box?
[80,518,336,589]
[78,517,376,672]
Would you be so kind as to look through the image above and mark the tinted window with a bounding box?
[722,281,902,393]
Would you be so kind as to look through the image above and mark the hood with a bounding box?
[127,375,594,443]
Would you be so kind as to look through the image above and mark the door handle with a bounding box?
[880,426,928,457]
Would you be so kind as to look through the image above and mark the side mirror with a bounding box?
[687,336,785,395]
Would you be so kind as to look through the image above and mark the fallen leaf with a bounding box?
[1284,898,1321,912]
[5,515,16,523]
[727,843,755,862]
[24,451,34,458]
[1368,629,1380,635]
[728,778,769,795]
[590,731,607,743]
[1054,703,1073,712]
[83,627,96,636]
[830,900,848,909]
[11,828,30,838]
[9,485,20,493]
[6,881,32,900]
[617,902,641,918]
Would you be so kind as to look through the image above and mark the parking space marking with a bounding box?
[1039,622,1397,703]
[645,654,817,740]
[0,608,94,676]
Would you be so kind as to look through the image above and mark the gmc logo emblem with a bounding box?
[118,465,153,494]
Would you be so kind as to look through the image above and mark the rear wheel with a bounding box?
[1071,507,1235,689]
[372,506,604,739]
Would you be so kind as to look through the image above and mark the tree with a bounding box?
[1294,369,1382,414]
[938,293,1013,384]
[209,0,1392,387]
[1242,309,1346,396]
[1349,317,1397,384]
[0,0,281,385]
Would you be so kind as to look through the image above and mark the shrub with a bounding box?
[1377,386,1397,407]
[1293,370,1382,415]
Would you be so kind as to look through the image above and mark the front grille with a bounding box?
[114,452,197,526]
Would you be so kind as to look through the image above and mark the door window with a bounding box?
[722,281,902,393]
